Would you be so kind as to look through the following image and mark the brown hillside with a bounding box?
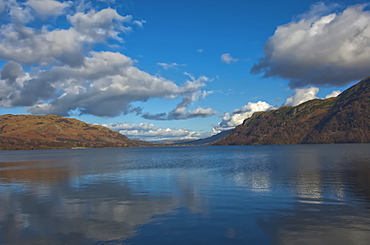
[214,97,337,145]
[214,77,370,145]
[304,77,370,143]
[0,115,153,150]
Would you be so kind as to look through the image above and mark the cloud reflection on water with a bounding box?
[0,159,210,243]
[0,145,370,244]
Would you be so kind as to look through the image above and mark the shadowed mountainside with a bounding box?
[155,130,233,146]
[214,77,370,145]
[0,115,153,150]
[304,77,370,143]
[182,130,232,145]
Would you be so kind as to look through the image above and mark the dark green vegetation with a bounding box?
[0,115,153,150]
[214,77,370,145]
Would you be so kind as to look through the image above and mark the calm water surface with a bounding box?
[1,144,370,244]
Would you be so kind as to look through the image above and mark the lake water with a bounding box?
[0,144,370,244]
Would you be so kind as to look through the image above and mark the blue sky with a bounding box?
[0,0,369,141]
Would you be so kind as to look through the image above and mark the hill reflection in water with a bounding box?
[0,145,370,244]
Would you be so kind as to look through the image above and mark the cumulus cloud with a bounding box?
[0,2,214,119]
[0,52,215,118]
[1,61,24,83]
[251,3,370,88]
[68,8,133,41]
[325,90,341,98]
[283,87,319,106]
[213,101,273,133]
[1,52,185,116]
[283,87,342,106]
[8,4,33,24]
[221,53,238,64]
[0,3,137,67]
[26,0,69,18]
[157,62,186,70]
[103,122,201,141]
[142,74,216,120]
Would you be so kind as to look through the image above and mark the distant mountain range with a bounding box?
[154,139,198,145]
[0,115,153,150]
[179,130,232,145]
[214,77,370,145]
[153,130,232,146]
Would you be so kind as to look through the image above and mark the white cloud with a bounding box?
[0,26,84,66]
[251,3,370,88]
[0,52,215,118]
[133,19,146,27]
[9,5,33,24]
[142,74,216,120]
[22,52,187,116]
[0,5,137,67]
[325,90,341,98]
[26,0,69,18]
[284,87,342,106]
[68,8,133,42]
[213,101,273,133]
[157,62,186,70]
[0,3,214,119]
[221,53,238,64]
[0,2,214,120]
[197,49,203,53]
[103,122,201,141]
[186,107,216,118]
[283,87,319,106]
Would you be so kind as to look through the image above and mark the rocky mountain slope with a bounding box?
[0,115,153,150]
[214,77,370,145]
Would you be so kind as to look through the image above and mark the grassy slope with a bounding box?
[0,115,153,150]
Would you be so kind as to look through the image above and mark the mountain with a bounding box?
[155,130,233,146]
[154,139,198,145]
[304,77,370,143]
[182,130,233,145]
[0,115,153,150]
[214,77,370,145]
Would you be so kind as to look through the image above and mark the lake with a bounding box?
[0,144,370,244]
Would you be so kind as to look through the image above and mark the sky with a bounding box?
[0,0,370,141]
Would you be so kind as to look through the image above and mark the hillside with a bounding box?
[183,130,232,145]
[154,139,198,145]
[214,77,370,145]
[155,130,233,146]
[304,77,370,143]
[0,115,153,150]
